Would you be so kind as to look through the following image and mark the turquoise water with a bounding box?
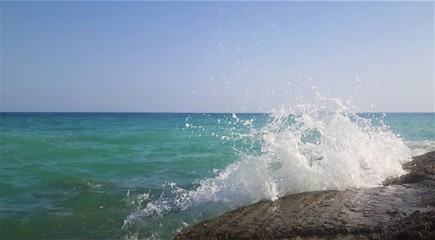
[0,111,434,239]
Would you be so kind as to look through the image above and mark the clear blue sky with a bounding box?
[1,1,433,112]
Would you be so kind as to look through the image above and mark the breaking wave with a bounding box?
[123,95,411,230]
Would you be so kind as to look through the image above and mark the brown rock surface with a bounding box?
[175,152,435,240]
[384,151,435,185]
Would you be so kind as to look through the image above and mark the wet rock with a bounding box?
[384,151,435,186]
[175,152,435,240]
[374,210,435,240]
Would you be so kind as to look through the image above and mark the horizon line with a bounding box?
[1,111,434,114]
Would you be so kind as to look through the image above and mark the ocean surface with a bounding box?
[1,103,434,239]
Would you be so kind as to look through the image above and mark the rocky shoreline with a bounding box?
[175,151,434,240]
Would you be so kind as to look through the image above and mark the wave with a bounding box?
[123,96,412,230]
[405,140,435,157]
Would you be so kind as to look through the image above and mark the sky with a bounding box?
[1,1,434,113]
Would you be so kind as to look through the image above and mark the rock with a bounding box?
[383,151,435,186]
[175,152,435,240]
[375,210,435,240]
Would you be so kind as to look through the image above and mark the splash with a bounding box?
[123,95,411,229]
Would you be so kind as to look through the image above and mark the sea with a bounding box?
[1,99,434,239]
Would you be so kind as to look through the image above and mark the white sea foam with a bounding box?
[406,141,435,157]
[123,96,412,229]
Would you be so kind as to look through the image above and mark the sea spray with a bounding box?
[0,112,430,240]
[123,96,412,231]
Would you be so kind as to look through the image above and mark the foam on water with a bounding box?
[123,96,412,230]
[405,141,435,157]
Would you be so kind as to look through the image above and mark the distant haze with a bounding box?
[1,1,433,113]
